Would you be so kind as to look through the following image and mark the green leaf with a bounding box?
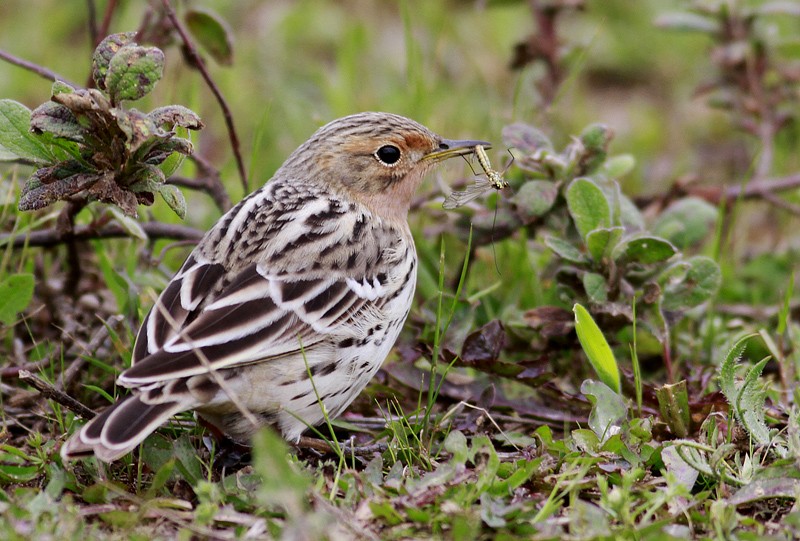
[612,235,677,264]
[0,274,35,325]
[444,430,469,465]
[159,184,187,219]
[92,32,137,90]
[107,206,148,241]
[105,44,165,103]
[511,180,558,220]
[0,99,53,163]
[737,357,772,444]
[719,334,773,445]
[660,256,721,310]
[652,197,718,249]
[586,226,623,261]
[730,478,800,505]
[655,381,691,438]
[185,8,234,65]
[582,272,608,303]
[577,123,612,175]
[573,303,620,393]
[544,235,586,263]
[252,428,310,513]
[580,380,627,442]
[602,154,636,178]
[566,177,611,240]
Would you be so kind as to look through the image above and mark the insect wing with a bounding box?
[442,177,495,209]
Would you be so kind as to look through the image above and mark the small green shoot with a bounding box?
[573,302,621,393]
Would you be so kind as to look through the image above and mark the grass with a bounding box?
[1,0,799,539]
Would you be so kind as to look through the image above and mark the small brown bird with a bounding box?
[62,112,487,461]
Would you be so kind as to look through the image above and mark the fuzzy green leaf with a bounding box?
[573,303,620,393]
[0,274,34,325]
[185,8,234,65]
[577,124,612,175]
[105,44,165,103]
[92,32,137,90]
[612,235,677,264]
[652,197,718,249]
[719,335,772,445]
[511,180,558,220]
[660,256,721,310]
[159,184,187,220]
[581,379,626,441]
[582,272,608,304]
[719,334,755,401]
[0,99,53,163]
[252,428,310,512]
[736,356,772,445]
[566,178,611,240]
[586,226,623,261]
[602,154,636,178]
[544,235,586,263]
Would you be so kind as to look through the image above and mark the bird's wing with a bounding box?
[121,189,407,387]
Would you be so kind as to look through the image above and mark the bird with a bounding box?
[61,112,488,462]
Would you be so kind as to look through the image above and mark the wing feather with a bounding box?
[121,185,410,388]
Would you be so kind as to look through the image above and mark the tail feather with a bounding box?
[61,396,187,462]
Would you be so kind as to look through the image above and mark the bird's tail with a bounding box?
[60,396,186,462]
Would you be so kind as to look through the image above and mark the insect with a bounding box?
[443,145,511,210]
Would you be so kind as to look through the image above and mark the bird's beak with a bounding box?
[423,138,492,163]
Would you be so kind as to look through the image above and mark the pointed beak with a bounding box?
[423,138,492,163]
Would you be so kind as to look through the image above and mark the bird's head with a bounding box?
[278,112,489,222]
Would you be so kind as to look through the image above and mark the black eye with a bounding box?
[375,145,401,165]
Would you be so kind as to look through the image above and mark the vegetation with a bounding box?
[0,0,798,539]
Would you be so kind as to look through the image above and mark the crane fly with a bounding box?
[443,145,510,210]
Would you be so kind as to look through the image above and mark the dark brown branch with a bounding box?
[1,221,203,249]
[0,48,78,86]
[18,370,96,419]
[161,0,249,194]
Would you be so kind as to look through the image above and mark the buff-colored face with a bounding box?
[278,112,489,221]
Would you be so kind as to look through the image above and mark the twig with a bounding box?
[161,0,249,194]
[1,221,204,249]
[168,153,232,212]
[18,370,96,419]
[296,436,389,457]
[97,0,118,47]
[1,359,53,379]
[86,0,98,49]
[0,48,78,86]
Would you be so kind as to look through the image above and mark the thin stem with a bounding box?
[161,0,249,194]
[0,48,77,86]
[0,221,203,249]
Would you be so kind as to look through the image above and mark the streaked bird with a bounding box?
[61,112,487,462]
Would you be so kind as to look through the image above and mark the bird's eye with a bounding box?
[375,145,401,165]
